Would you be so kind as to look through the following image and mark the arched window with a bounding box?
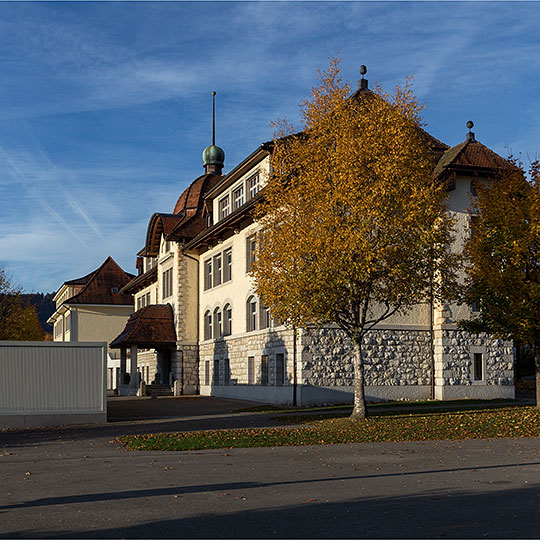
[204,310,212,340]
[224,304,232,336]
[213,307,222,339]
[246,296,257,332]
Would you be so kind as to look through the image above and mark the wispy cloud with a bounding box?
[1,2,539,291]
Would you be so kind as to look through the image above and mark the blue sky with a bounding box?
[1,1,539,293]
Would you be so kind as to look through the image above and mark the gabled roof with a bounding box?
[64,268,97,286]
[110,304,176,348]
[63,257,135,306]
[434,138,510,179]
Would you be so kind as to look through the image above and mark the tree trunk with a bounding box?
[350,333,367,420]
[535,339,540,410]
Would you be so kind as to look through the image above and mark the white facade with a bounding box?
[119,122,515,405]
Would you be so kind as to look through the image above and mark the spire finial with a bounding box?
[466,120,475,142]
[212,91,216,147]
[202,91,225,174]
[358,65,368,91]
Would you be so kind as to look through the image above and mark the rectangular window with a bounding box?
[246,235,256,272]
[276,353,285,386]
[233,185,244,210]
[219,195,230,220]
[223,248,232,282]
[205,360,210,386]
[206,213,213,227]
[146,291,151,306]
[248,356,255,384]
[223,359,230,386]
[261,355,269,386]
[55,319,63,339]
[246,173,260,200]
[213,254,222,286]
[213,359,220,386]
[204,260,213,290]
[473,353,483,381]
[162,268,173,299]
[137,296,142,310]
[65,313,71,333]
[471,301,480,313]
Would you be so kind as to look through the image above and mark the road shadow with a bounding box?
[4,483,540,538]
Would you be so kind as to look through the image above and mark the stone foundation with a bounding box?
[196,325,515,406]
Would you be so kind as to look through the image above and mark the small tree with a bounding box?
[252,60,455,419]
[462,159,540,408]
[0,267,44,341]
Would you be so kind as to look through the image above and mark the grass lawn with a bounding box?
[235,398,517,415]
[116,406,540,452]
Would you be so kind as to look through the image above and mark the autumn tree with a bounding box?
[252,60,455,419]
[461,159,540,408]
[0,267,44,341]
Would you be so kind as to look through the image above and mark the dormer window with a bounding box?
[233,185,244,210]
[207,212,213,227]
[219,195,230,220]
[246,173,260,201]
[111,287,119,294]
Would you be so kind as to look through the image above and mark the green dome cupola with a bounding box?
[202,144,225,167]
[203,91,225,174]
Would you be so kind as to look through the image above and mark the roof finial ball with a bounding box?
[202,91,225,175]
[466,120,475,142]
[358,65,369,91]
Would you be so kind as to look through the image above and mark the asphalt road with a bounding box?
[1,397,540,539]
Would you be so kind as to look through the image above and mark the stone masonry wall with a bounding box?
[301,327,432,387]
[435,329,514,386]
[199,328,295,386]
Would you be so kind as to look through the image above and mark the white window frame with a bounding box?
[233,184,244,210]
[204,259,213,290]
[246,173,260,201]
[246,296,257,332]
[213,254,222,287]
[219,195,230,220]
[246,235,256,272]
[223,248,232,282]
[223,303,232,336]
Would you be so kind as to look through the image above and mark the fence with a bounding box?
[0,341,107,429]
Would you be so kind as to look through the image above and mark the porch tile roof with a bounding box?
[110,304,177,348]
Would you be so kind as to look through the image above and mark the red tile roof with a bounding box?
[434,139,510,178]
[173,172,222,215]
[64,257,135,306]
[110,304,176,348]
[143,172,223,256]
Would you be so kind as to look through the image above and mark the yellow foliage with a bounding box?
[253,58,455,335]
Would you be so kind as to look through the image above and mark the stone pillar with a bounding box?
[120,348,127,386]
[130,345,138,395]
[156,349,163,384]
